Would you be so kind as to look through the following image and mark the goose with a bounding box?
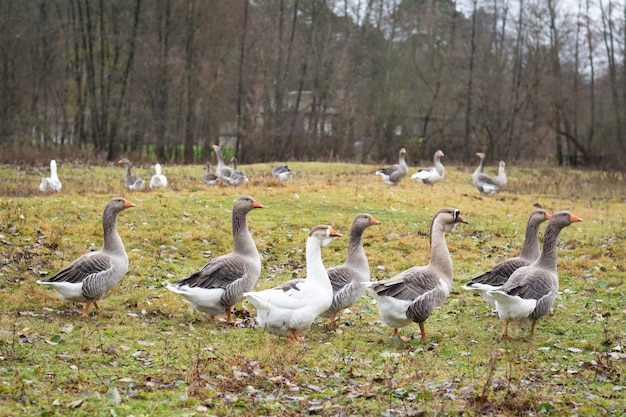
[243,225,342,341]
[493,161,507,188]
[375,148,408,186]
[272,165,294,181]
[212,144,233,183]
[149,163,168,189]
[226,157,249,186]
[203,161,218,186]
[36,198,136,316]
[366,208,467,340]
[488,211,582,338]
[411,150,445,185]
[462,209,551,305]
[167,196,263,322]
[472,152,499,195]
[323,214,381,328]
[39,160,62,192]
[118,158,145,191]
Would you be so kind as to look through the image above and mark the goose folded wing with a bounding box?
[377,165,398,175]
[501,270,554,301]
[45,253,113,284]
[470,258,527,286]
[371,269,441,301]
[174,255,248,289]
[327,266,355,293]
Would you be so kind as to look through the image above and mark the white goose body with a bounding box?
[411,150,444,185]
[149,163,168,188]
[375,148,408,186]
[118,158,145,190]
[37,198,135,316]
[487,211,582,338]
[367,208,467,340]
[167,196,263,322]
[323,214,380,327]
[493,161,507,188]
[244,225,342,341]
[272,165,294,181]
[39,160,62,192]
[472,152,500,195]
[463,209,551,305]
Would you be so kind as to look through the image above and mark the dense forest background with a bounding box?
[0,0,624,168]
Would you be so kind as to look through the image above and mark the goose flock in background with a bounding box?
[34,148,583,341]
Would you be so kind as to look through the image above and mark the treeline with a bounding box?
[0,0,624,169]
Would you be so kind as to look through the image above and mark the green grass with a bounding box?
[0,161,624,416]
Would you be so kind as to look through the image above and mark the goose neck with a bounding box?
[306,237,331,288]
[102,209,124,253]
[519,220,542,260]
[428,220,453,284]
[345,227,368,274]
[535,223,565,269]
[232,209,255,255]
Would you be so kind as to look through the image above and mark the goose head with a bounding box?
[309,225,343,247]
[438,208,468,232]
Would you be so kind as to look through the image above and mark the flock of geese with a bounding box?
[39,148,501,194]
[35,166,582,341]
[374,148,507,195]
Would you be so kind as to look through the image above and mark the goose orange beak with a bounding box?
[329,227,342,238]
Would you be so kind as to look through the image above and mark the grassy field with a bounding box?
[0,161,624,416]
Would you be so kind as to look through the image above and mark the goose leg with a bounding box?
[326,313,337,330]
[391,328,398,337]
[82,302,92,317]
[418,322,427,341]
[93,302,102,313]
[529,320,537,337]
[226,309,233,323]
[502,321,510,339]
[289,329,303,342]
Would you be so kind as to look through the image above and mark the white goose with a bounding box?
[488,211,582,338]
[375,148,408,186]
[488,211,583,339]
[243,225,342,341]
[493,161,507,188]
[472,152,499,195]
[37,198,136,316]
[323,214,381,328]
[118,158,145,191]
[462,209,551,305]
[167,196,263,322]
[272,165,294,181]
[367,208,467,340]
[149,163,168,189]
[411,150,445,185]
[39,160,62,192]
